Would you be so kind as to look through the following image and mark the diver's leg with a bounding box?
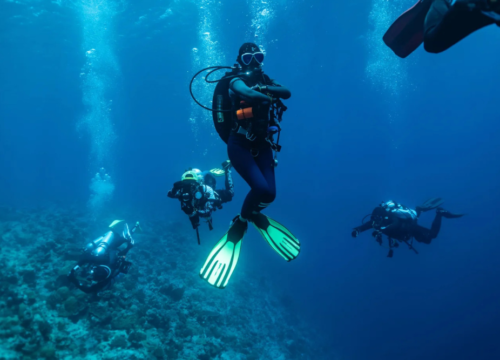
[413,225,433,244]
[252,147,276,213]
[429,211,443,238]
[413,213,442,243]
[228,137,274,219]
[424,0,495,53]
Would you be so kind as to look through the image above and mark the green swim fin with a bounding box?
[250,213,300,261]
[200,216,247,289]
[209,168,225,177]
[417,197,445,212]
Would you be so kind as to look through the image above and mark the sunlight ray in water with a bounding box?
[189,0,226,145]
[77,0,119,217]
[247,0,280,53]
[366,0,411,96]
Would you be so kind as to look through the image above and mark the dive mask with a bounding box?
[241,52,264,66]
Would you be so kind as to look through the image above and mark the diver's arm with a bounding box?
[118,239,134,256]
[352,222,373,237]
[168,181,183,198]
[230,79,272,104]
[257,84,291,100]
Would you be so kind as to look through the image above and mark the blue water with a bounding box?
[1,0,500,359]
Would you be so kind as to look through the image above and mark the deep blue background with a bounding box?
[1,1,500,359]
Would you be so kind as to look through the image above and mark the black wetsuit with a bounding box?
[354,206,444,244]
[424,0,499,53]
[228,71,290,219]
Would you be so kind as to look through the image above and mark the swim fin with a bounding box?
[383,0,433,58]
[417,197,445,212]
[200,216,247,289]
[209,168,225,177]
[437,208,465,219]
[250,213,300,262]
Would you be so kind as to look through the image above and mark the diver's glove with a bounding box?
[372,230,383,245]
[221,160,232,171]
[351,229,359,238]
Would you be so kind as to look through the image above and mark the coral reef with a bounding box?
[0,206,327,359]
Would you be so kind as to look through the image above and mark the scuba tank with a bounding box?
[190,65,287,150]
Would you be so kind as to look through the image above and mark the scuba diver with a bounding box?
[167,161,234,243]
[352,198,464,257]
[68,220,140,293]
[190,42,301,289]
[383,0,500,57]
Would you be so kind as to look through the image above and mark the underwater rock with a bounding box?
[63,296,81,314]
[153,346,165,359]
[145,308,170,330]
[89,303,109,320]
[111,313,141,331]
[128,330,147,343]
[21,269,37,285]
[0,208,327,359]
[3,273,19,285]
[20,308,33,327]
[56,286,71,301]
[37,319,53,340]
[110,332,129,348]
[39,344,57,359]
[159,284,185,302]
[59,296,87,320]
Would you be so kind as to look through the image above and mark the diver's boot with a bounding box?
[436,208,465,219]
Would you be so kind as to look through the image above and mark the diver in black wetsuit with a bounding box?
[198,43,301,289]
[68,221,138,293]
[352,199,464,257]
[227,43,291,223]
[424,0,500,53]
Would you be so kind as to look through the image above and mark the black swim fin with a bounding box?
[437,208,465,219]
[417,198,445,212]
[383,0,433,58]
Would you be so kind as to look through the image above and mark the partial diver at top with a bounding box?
[384,0,500,57]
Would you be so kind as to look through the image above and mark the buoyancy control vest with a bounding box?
[380,200,417,221]
[190,65,287,165]
[212,68,276,143]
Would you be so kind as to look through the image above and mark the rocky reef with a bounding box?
[0,206,328,359]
